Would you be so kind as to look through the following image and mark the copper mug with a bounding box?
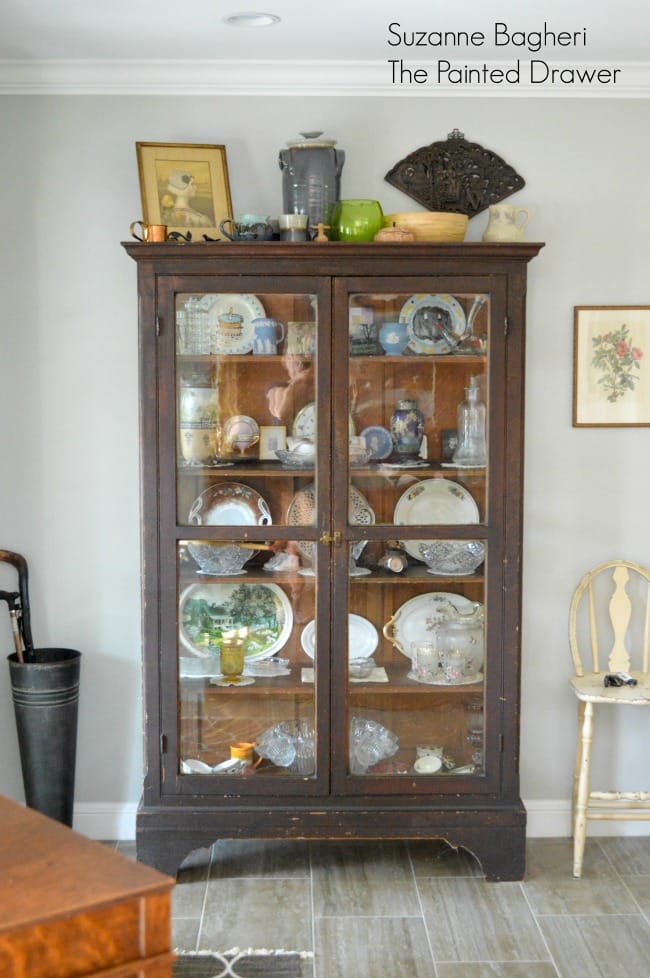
[130,221,168,243]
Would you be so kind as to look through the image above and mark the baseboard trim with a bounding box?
[72,799,650,841]
[72,802,139,841]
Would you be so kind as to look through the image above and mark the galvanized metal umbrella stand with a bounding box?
[1,549,81,826]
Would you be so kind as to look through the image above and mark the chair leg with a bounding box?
[572,700,586,828]
[573,700,594,879]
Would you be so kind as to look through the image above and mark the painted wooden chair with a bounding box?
[569,559,650,878]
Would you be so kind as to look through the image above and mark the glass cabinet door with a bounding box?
[169,283,329,791]
[336,283,496,789]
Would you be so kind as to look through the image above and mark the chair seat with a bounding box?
[570,671,650,705]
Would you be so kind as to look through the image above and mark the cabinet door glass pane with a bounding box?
[178,540,318,778]
[347,291,489,527]
[175,289,321,779]
[345,543,486,777]
[344,290,489,779]
[176,292,319,534]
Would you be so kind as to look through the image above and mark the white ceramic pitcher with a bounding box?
[482,204,530,242]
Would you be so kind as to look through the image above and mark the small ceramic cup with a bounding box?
[279,214,309,241]
[130,221,168,243]
[230,742,255,763]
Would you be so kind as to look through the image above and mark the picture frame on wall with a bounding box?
[135,142,232,240]
[573,306,650,427]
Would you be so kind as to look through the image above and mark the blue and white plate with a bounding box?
[400,293,466,354]
[360,425,393,460]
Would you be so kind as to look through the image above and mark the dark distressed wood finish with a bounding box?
[0,794,174,978]
[124,241,543,882]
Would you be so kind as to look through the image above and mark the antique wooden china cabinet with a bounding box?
[124,240,542,880]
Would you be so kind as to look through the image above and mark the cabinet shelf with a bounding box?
[178,567,485,586]
[177,353,314,365]
[350,353,487,365]
[176,460,488,478]
[177,353,487,366]
[183,664,482,697]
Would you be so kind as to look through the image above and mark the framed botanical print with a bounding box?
[135,142,232,240]
[573,306,650,426]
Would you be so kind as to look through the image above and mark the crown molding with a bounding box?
[0,58,649,96]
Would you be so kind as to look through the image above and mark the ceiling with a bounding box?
[2,0,647,63]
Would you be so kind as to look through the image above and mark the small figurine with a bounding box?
[311,223,330,242]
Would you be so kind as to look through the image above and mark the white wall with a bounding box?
[1,94,648,837]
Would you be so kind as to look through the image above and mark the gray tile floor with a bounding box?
[112,836,650,978]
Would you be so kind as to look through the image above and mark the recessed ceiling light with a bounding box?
[224,12,281,28]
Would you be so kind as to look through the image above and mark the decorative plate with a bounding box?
[287,483,375,566]
[292,402,356,440]
[300,614,379,661]
[400,294,467,354]
[222,415,259,454]
[360,425,393,461]
[188,482,272,526]
[179,581,293,661]
[393,478,479,561]
[201,293,265,354]
[383,591,481,659]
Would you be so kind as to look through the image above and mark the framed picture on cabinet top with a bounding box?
[573,306,650,426]
[135,142,233,240]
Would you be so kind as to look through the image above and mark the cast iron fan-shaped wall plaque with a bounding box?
[385,129,525,218]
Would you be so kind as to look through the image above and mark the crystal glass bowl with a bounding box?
[349,657,376,679]
[187,542,252,575]
[349,715,399,774]
[418,540,485,576]
[255,720,315,775]
[275,449,315,469]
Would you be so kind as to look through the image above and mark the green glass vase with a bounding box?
[330,199,384,242]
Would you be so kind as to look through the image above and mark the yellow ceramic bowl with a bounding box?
[383,211,468,242]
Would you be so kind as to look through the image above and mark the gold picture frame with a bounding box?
[573,306,650,426]
[135,142,232,240]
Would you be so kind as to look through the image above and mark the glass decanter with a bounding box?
[452,379,487,467]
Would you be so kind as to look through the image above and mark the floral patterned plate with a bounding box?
[382,591,481,659]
